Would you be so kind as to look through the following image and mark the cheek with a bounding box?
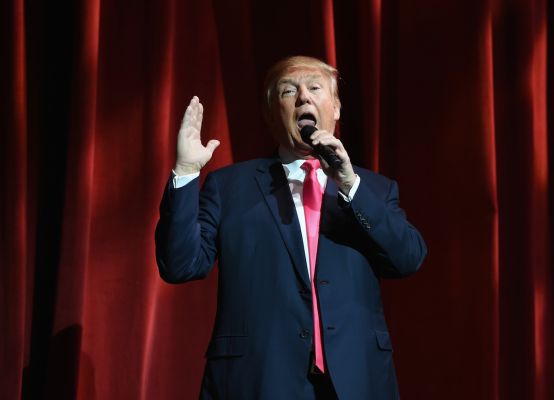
[279,105,295,124]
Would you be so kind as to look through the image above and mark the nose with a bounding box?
[295,85,311,106]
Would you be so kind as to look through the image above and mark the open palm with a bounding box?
[174,96,220,175]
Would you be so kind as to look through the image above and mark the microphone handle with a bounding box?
[315,144,343,169]
[300,125,343,170]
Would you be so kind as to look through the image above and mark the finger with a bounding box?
[196,102,204,124]
[315,137,351,165]
[180,98,196,132]
[334,147,350,162]
[190,96,199,111]
[314,136,343,149]
[182,104,192,128]
[206,139,221,154]
[335,142,346,155]
[192,102,204,136]
[188,96,199,116]
[309,130,328,140]
[181,97,204,138]
[310,130,335,143]
[190,98,202,120]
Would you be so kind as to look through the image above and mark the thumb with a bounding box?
[206,139,221,154]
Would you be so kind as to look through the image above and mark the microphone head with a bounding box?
[300,125,318,145]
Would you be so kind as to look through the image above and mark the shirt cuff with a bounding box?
[172,170,200,188]
[338,175,361,203]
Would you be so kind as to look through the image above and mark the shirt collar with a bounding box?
[279,146,315,181]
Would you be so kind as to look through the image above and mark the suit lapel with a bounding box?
[254,159,311,289]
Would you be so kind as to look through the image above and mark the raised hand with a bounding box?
[174,96,220,175]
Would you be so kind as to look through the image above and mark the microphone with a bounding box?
[300,125,343,170]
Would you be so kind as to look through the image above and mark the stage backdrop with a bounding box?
[1,0,553,399]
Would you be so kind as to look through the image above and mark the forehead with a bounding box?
[276,67,329,85]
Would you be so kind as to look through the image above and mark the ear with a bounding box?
[333,97,341,121]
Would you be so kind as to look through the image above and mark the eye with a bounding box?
[309,85,321,91]
[281,87,297,97]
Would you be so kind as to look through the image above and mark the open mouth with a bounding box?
[297,113,317,129]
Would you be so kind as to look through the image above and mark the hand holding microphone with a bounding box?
[300,125,343,170]
[300,125,358,195]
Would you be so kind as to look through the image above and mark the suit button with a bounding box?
[319,280,329,286]
[299,329,310,339]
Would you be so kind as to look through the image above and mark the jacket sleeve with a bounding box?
[348,176,427,278]
[154,172,220,283]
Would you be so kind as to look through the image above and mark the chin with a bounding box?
[293,146,313,158]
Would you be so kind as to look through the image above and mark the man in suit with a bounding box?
[155,56,427,399]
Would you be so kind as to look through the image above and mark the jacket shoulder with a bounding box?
[353,166,395,194]
[204,158,277,189]
[210,158,271,176]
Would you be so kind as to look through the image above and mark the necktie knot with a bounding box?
[301,158,320,172]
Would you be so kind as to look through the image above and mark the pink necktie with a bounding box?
[301,159,325,373]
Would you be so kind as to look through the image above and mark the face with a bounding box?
[268,67,340,157]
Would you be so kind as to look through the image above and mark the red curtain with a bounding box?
[1,0,552,399]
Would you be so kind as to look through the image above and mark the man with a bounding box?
[155,56,427,399]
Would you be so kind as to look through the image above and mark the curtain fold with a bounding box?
[492,0,551,398]
[1,0,551,399]
[1,0,28,399]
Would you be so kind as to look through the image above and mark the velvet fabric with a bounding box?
[1,0,552,398]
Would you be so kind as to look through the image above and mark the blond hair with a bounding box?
[263,56,340,115]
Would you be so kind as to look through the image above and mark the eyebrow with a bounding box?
[277,74,324,86]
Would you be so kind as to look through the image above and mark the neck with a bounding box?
[278,145,315,164]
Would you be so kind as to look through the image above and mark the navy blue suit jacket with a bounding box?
[155,157,427,399]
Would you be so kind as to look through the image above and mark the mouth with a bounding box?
[296,113,317,130]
